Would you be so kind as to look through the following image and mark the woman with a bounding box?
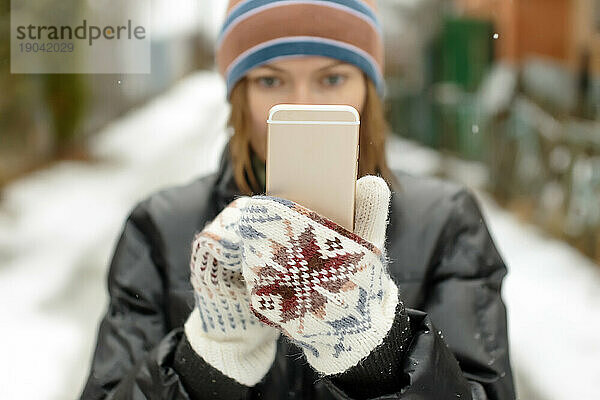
[81,1,515,399]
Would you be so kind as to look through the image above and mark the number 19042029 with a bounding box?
[19,42,74,53]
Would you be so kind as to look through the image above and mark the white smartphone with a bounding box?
[266,104,360,232]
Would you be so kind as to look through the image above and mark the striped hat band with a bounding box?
[215,0,385,100]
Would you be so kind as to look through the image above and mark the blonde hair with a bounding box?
[227,74,400,196]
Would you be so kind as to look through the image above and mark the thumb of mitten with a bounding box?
[353,175,391,251]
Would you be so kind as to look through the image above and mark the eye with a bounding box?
[322,73,347,87]
[255,76,282,88]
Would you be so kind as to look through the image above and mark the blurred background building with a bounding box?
[1,1,599,399]
[382,0,600,262]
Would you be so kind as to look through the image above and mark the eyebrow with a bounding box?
[254,60,346,73]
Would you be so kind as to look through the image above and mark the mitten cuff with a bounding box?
[306,279,400,375]
[184,308,280,386]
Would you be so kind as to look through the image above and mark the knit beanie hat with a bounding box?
[215,0,385,100]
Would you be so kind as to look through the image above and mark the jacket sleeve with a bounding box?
[319,188,515,399]
[418,188,515,399]
[78,202,197,400]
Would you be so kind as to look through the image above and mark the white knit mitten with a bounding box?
[236,176,400,375]
[184,197,280,386]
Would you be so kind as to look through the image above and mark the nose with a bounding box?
[288,81,315,104]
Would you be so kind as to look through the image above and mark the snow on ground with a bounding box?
[388,137,600,400]
[478,191,600,400]
[0,71,229,400]
[0,70,598,400]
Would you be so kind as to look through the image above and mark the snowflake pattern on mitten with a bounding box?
[236,195,399,375]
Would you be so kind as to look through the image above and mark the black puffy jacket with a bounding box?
[80,141,516,399]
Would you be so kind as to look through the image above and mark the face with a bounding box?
[244,56,367,161]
